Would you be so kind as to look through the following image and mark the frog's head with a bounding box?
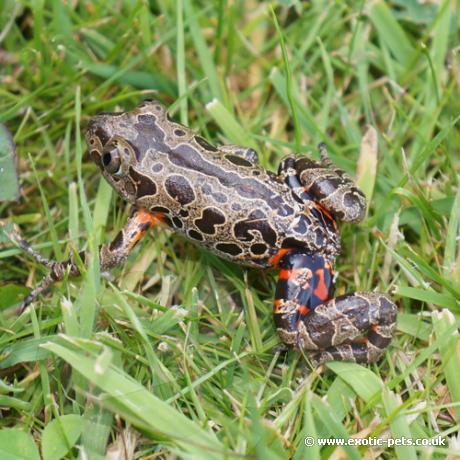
[86,100,169,202]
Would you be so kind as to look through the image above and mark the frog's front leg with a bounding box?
[16,208,161,311]
[279,144,367,223]
[271,250,397,365]
[217,144,259,164]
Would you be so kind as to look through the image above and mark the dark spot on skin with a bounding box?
[89,138,95,145]
[138,221,152,232]
[162,215,173,227]
[151,206,170,214]
[343,191,358,208]
[252,170,261,176]
[165,175,195,205]
[179,209,189,217]
[215,243,243,256]
[225,154,253,167]
[279,204,295,217]
[314,228,325,246]
[109,232,123,251]
[212,192,227,203]
[138,114,156,125]
[292,214,311,234]
[155,105,162,112]
[250,243,267,255]
[129,167,157,197]
[188,229,204,241]
[201,184,212,194]
[281,237,307,248]
[195,207,226,234]
[172,217,183,228]
[174,129,186,136]
[94,127,110,145]
[248,209,266,219]
[234,217,277,246]
[195,136,218,152]
[152,163,163,172]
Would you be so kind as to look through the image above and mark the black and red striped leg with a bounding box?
[271,250,397,365]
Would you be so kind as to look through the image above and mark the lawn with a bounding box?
[0,1,459,459]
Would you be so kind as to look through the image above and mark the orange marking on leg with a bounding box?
[273,299,283,313]
[313,268,329,301]
[278,269,291,280]
[268,248,292,268]
[297,304,310,316]
[127,209,161,251]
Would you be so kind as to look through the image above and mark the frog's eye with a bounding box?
[102,147,122,175]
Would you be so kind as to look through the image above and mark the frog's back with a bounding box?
[87,101,340,267]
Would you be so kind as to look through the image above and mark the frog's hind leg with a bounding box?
[272,250,397,365]
[278,144,367,223]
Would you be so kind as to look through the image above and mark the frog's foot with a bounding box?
[217,144,259,164]
[277,144,367,223]
[13,208,162,313]
[272,250,397,365]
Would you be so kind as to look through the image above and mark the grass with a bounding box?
[0,1,459,459]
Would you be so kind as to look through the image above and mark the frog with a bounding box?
[14,100,397,365]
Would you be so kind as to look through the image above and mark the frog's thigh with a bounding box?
[217,144,259,164]
[99,208,161,271]
[276,291,397,365]
[295,144,367,223]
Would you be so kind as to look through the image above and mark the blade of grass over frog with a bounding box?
[368,1,415,67]
[206,99,257,149]
[41,339,226,460]
[176,0,188,125]
[0,123,20,201]
[432,310,460,422]
[381,389,418,460]
[183,1,225,103]
[270,6,301,152]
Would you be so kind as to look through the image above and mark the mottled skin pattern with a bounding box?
[17,100,397,365]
